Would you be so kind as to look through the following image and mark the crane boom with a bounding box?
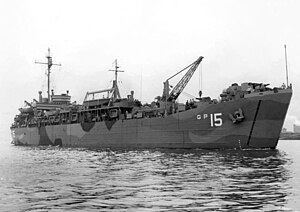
[162,56,204,102]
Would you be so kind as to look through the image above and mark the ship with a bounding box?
[10,49,293,149]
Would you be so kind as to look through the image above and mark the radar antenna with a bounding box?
[35,48,61,103]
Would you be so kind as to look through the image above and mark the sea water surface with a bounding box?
[0,139,300,212]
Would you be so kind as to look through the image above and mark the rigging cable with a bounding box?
[200,62,203,91]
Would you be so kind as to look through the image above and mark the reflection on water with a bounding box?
[0,145,296,211]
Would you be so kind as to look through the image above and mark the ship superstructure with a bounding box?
[11,50,292,149]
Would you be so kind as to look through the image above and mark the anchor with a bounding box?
[229,108,245,124]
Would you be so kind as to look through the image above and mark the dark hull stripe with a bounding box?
[247,100,262,146]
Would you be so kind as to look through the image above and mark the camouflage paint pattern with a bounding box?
[11,89,292,149]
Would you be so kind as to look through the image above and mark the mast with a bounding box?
[284,44,289,86]
[35,48,61,103]
[109,59,124,100]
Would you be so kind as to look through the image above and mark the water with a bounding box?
[0,140,300,212]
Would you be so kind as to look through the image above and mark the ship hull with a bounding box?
[11,89,292,149]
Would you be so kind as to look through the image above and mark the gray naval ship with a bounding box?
[11,49,293,149]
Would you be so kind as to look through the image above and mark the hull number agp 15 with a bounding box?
[197,113,223,127]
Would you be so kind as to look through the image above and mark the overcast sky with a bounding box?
[0,0,299,137]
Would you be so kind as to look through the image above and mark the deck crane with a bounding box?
[161,56,204,102]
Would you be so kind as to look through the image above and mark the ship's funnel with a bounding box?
[38,91,42,103]
[163,80,170,99]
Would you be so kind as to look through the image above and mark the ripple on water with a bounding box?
[0,146,297,211]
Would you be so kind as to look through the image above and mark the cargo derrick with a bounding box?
[81,59,142,122]
[162,56,204,102]
[159,56,204,115]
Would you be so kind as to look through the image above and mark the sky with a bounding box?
[0,0,299,138]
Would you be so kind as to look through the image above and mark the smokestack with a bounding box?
[131,91,134,101]
[38,91,42,103]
